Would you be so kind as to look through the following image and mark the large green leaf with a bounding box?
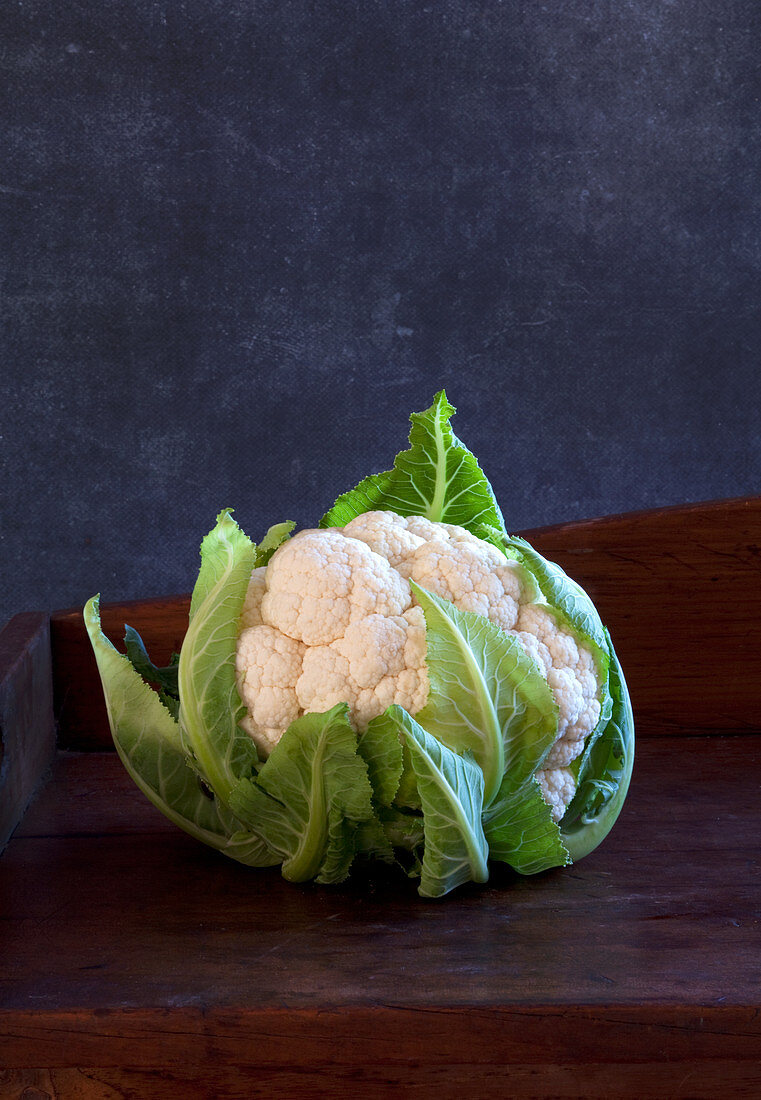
[394,741,422,811]
[84,596,278,867]
[408,583,569,876]
[228,704,377,884]
[320,390,507,535]
[505,536,610,665]
[385,707,489,898]
[412,583,559,808]
[502,539,634,862]
[483,773,570,875]
[178,509,259,802]
[561,637,635,860]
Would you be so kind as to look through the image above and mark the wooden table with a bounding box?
[2,499,760,1098]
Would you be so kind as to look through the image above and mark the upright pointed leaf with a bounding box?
[84,596,278,867]
[320,391,506,535]
[355,712,408,863]
[386,707,489,898]
[179,509,259,801]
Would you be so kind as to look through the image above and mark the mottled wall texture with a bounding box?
[3,2,760,624]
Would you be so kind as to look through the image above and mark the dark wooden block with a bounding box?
[0,612,55,851]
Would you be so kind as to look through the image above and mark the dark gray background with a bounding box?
[3,2,759,626]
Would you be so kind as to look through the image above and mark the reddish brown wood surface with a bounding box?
[0,613,55,850]
[2,737,760,1094]
[3,1059,761,1100]
[50,497,761,749]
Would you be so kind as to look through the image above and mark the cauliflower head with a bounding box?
[236,511,603,821]
[86,391,634,898]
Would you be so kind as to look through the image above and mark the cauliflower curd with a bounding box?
[236,511,602,821]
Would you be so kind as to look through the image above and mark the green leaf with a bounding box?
[453,531,627,871]
[394,741,422,811]
[84,596,278,867]
[377,805,425,853]
[385,707,489,898]
[353,815,398,865]
[355,713,407,864]
[359,710,405,807]
[320,390,507,535]
[254,520,296,567]
[123,624,180,719]
[408,583,567,875]
[228,704,377,884]
[561,636,635,860]
[505,536,610,664]
[178,509,259,801]
[412,583,559,808]
[483,774,571,875]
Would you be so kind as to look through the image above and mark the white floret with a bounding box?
[536,767,577,823]
[261,529,410,645]
[295,645,356,717]
[343,511,426,568]
[518,604,592,681]
[295,607,428,731]
[512,630,553,677]
[546,666,586,736]
[545,696,602,767]
[333,613,411,688]
[403,538,525,632]
[238,714,282,757]
[240,566,267,628]
[515,602,602,803]
[235,625,305,757]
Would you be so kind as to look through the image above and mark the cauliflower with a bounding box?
[236,510,604,821]
[87,391,633,898]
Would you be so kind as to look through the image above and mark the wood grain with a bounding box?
[0,613,55,850]
[1,1015,761,1098]
[2,738,760,1076]
[49,497,761,749]
[4,1060,761,1100]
